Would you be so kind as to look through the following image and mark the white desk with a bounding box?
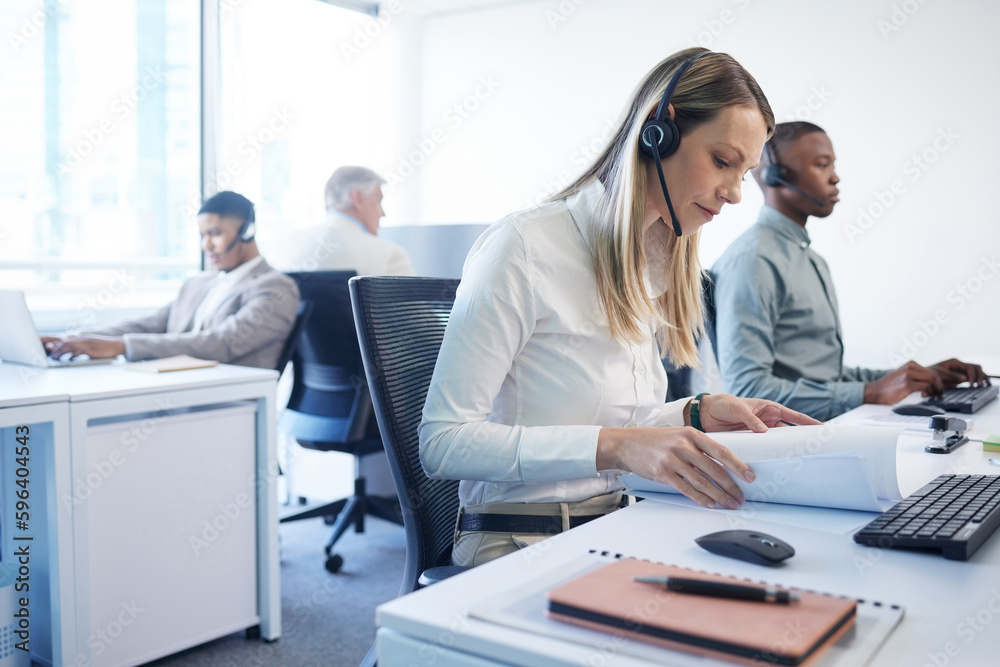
[0,362,281,666]
[375,398,1000,666]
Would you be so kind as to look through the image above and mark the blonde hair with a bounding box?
[551,48,774,367]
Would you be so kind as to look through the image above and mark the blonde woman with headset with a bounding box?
[420,48,820,567]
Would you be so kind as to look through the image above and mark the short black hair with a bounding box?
[198,191,255,224]
[766,121,826,162]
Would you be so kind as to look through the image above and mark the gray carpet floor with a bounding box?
[145,515,406,667]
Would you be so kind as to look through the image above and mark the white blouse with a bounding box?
[419,180,688,506]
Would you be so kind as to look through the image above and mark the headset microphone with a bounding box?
[762,142,825,208]
[639,51,710,237]
[223,203,257,253]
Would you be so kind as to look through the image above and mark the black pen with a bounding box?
[779,419,797,427]
[634,576,799,604]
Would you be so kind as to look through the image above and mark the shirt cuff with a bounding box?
[519,425,603,483]
[650,397,690,428]
[831,381,867,417]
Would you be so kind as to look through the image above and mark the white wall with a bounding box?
[386,0,1000,370]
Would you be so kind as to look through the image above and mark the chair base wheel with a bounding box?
[325,554,344,574]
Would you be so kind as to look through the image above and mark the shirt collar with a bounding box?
[757,205,812,248]
[566,179,605,255]
[219,254,264,281]
[564,179,668,298]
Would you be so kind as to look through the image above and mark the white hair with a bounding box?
[324,166,385,211]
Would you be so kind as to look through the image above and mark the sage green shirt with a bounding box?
[712,206,888,420]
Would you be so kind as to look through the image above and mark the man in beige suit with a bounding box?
[44,192,300,370]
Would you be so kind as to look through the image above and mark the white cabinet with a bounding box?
[81,404,257,667]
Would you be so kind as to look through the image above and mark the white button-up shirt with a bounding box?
[419,181,688,506]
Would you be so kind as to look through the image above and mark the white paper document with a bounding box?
[620,424,904,512]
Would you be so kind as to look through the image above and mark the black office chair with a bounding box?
[280,271,402,574]
[661,270,718,400]
[275,299,313,377]
[702,269,718,361]
[350,276,469,598]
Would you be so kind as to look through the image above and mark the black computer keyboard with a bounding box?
[853,474,1000,560]
[921,385,999,413]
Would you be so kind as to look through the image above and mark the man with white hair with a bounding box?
[269,166,414,276]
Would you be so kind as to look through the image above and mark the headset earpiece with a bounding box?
[639,51,711,237]
[761,140,825,208]
[239,203,256,243]
[240,219,256,243]
[223,203,256,253]
[639,118,681,159]
[762,163,787,188]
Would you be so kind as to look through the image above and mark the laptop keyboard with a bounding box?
[853,474,1000,561]
[921,385,999,414]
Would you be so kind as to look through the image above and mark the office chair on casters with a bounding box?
[349,276,471,598]
[279,271,402,574]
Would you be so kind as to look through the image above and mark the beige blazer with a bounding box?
[84,258,300,369]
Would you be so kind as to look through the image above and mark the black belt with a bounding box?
[458,512,607,534]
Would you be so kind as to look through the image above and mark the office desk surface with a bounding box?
[377,396,1000,666]
[0,360,276,405]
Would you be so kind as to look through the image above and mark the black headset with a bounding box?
[224,202,257,253]
[762,140,825,207]
[639,50,710,237]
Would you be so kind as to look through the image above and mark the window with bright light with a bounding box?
[0,0,201,328]
[217,0,390,253]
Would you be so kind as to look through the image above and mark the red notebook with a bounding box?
[547,558,856,666]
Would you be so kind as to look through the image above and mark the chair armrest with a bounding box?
[418,565,473,588]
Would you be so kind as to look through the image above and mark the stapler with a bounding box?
[924,416,969,454]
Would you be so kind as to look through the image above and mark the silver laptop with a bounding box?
[0,290,116,368]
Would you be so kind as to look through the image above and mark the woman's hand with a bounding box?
[695,394,821,433]
[597,426,755,510]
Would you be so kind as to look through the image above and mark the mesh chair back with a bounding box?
[350,276,461,595]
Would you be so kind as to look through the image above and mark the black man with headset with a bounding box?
[43,191,300,369]
[711,121,987,421]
